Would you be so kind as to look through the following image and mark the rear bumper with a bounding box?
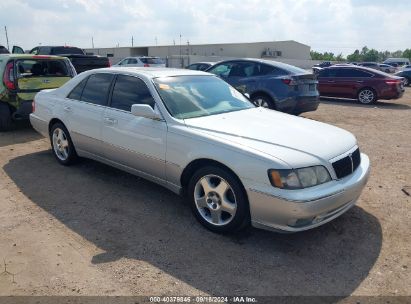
[12,101,32,120]
[277,96,320,115]
[379,87,404,100]
[29,113,49,137]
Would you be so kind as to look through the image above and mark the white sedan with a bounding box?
[30,67,370,233]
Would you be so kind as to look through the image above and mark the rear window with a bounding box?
[140,57,164,64]
[16,59,70,78]
[50,47,84,55]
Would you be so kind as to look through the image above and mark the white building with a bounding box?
[85,40,313,68]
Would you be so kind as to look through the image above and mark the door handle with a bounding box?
[63,106,72,112]
[327,80,335,83]
[104,117,117,125]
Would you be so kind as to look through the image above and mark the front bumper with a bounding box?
[247,153,370,232]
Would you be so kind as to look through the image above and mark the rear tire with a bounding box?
[251,94,275,109]
[187,165,250,234]
[49,122,78,166]
[0,102,13,131]
[357,88,377,104]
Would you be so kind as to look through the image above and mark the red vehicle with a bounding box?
[317,66,404,104]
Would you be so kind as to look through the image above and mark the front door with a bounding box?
[101,74,167,180]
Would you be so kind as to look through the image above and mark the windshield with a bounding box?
[154,76,255,119]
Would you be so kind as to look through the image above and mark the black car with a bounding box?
[12,45,110,73]
[206,59,319,115]
[0,45,9,54]
[395,69,411,86]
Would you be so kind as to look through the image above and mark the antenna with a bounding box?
[4,26,9,50]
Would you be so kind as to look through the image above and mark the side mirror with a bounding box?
[131,104,162,120]
[12,46,25,54]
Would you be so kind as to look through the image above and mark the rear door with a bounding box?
[317,69,338,97]
[101,74,167,179]
[64,73,114,156]
[15,58,73,101]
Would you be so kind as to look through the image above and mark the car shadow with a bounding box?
[3,151,383,296]
[0,124,43,148]
[320,97,411,110]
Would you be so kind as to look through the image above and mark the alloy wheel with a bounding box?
[253,98,269,108]
[193,174,237,226]
[358,89,375,104]
[52,127,70,161]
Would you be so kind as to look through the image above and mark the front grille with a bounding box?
[332,148,361,179]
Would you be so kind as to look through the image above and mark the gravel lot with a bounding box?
[0,90,410,297]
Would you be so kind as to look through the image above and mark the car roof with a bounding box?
[189,62,214,65]
[0,54,68,60]
[96,67,212,78]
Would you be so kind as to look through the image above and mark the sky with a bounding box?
[0,0,410,55]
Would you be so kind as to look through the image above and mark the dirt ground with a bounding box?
[0,89,410,298]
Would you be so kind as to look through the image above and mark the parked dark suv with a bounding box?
[318,66,404,104]
[206,59,319,115]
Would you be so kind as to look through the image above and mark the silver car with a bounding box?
[114,56,165,68]
[30,67,370,233]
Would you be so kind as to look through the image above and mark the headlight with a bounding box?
[268,166,331,189]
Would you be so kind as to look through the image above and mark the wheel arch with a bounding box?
[48,118,66,134]
[357,86,378,99]
[249,91,276,109]
[180,158,248,199]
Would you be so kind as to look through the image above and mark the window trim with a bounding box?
[66,73,115,107]
[107,74,158,114]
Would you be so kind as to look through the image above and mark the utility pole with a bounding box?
[155,36,157,46]
[92,37,94,48]
[131,36,134,47]
[4,26,9,50]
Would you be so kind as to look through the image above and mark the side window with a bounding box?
[67,77,88,100]
[110,75,155,111]
[30,48,39,55]
[127,58,138,64]
[257,64,288,76]
[228,62,254,77]
[318,69,329,77]
[187,64,198,70]
[350,69,373,77]
[319,69,338,77]
[208,63,234,77]
[81,73,114,106]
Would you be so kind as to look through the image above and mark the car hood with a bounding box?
[183,108,357,167]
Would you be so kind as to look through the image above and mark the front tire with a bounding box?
[357,88,377,104]
[0,102,13,131]
[187,165,250,234]
[50,122,78,165]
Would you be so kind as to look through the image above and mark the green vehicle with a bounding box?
[0,54,76,131]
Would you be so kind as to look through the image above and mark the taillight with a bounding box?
[385,79,401,85]
[281,78,296,85]
[3,62,15,90]
[144,64,150,67]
